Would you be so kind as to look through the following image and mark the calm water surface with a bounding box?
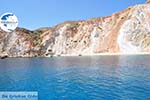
[0,55,150,100]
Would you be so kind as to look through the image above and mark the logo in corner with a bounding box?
[0,13,18,32]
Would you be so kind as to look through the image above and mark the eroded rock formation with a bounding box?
[0,3,150,57]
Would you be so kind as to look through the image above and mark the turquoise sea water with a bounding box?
[0,55,150,100]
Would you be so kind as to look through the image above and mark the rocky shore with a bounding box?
[0,2,150,58]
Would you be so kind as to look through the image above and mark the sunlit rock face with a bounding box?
[42,4,150,56]
[118,5,150,53]
[0,3,150,57]
[0,28,35,57]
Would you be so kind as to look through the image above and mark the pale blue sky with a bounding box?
[0,0,145,30]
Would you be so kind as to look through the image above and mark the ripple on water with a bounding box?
[0,56,150,100]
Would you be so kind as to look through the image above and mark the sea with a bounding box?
[0,55,150,100]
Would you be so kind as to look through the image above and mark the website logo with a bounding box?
[0,13,18,32]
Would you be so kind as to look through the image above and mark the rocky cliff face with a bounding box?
[0,3,150,57]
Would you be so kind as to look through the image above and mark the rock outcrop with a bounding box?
[0,3,150,57]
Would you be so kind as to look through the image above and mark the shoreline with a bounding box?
[0,52,150,59]
[56,52,150,57]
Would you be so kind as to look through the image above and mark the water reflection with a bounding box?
[0,56,150,100]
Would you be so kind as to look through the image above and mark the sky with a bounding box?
[0,0,145,30]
